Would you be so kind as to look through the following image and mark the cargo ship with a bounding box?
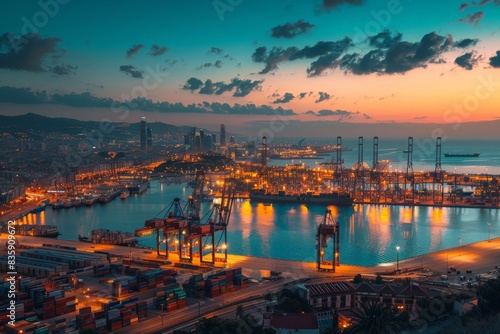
[98,190,120,204]
[90,229,138,246]
[249,189,354,206]
[127,181,148,195]
[444,152,480,157]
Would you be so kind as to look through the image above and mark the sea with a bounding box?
[17,138,500,267]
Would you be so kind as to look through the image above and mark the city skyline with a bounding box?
[1,0,500,137]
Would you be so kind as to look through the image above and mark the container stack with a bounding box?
[155,285,187,312]
[91,229,137,246]
[78,307,95,332]
[93,264,111,277]
[184,273,206,298]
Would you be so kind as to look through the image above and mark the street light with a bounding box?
[459,238,462,256]
[488,221,491,242]
[396,245,400,272]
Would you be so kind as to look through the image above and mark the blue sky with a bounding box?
[1,0,500,136]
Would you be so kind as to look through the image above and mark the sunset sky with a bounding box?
[1,0,500,137]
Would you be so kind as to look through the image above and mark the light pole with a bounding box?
[396,245,400,272]
[488,221,491,242]
[459,238,462,256]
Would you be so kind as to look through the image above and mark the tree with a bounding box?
[375,274,384,284]
[344,301,401,334]
[477,278,500,315]
[353,274,363,283]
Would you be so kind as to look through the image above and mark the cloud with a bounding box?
[489,51,500,67]
[252,37,352,74]
[51,64,77,75]
[119,65,144,78]
[307,52,343,76]
[414,116,427,119]
[305,110,316,115]
[459,2,469,10]
[0,86,49,104]
[337,32,455,75]
[368,30,402,49]
[459,11,484,25]
[454,52,481,70]
[181,77,263,97]
[148,44,169,56]
[208,47,223,54]
[272,92,295,104]
[316,109,359,119]
[196,60,223,70]
[454,38,479,48]
[0,85,296,116]
[271,20,315,39]
[363,113,372,119]
[126,44,143,58]
[183,77,204,91]
[315,92,332,103]
[0,32,70,73]
[322,0,365,11]
[298,92,313,99]
[50,92,114,108]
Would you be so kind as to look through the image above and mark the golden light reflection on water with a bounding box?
[428,207,448,249]
[399,207,414,224]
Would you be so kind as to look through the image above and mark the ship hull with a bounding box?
[127,182,148,195]
[250,193,354,206]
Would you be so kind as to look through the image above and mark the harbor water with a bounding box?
[18,181,500,267]
[16,138,500,266]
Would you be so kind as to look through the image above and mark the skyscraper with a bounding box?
[199,129,205,152]
[220,124,226,147]
[140,117,147,152]
[147,127,152,151]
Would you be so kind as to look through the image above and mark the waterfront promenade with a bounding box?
[2,234,499,281]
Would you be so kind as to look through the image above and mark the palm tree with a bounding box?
[344,301,401,334]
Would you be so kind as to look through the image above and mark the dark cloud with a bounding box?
[253,37,352,74]
[489,51,500,67]
[307,52,343,76]
[119,65,144,78]
[51,92,114,108]
[196,60,223,70]
[183,77,204,91]
[305,110,316,115]
[126,44,143,58]
[51,64,77,75]
[455,52,481,70]
[315,92,332,103]
[322,0,365,11]
[414,116,427,119]
[298,92,312,99]
[271,20,315,39]
[459,2,468,10]
[208,47,223,54]
[368,30,402,49]
[272,92,295,104]
[148,44,169,56]
[0,86,295,116]
[316,109,358,119]
[0,86,48,104]
[182,77,263,97]
[363,113,372,119]
[337,32,455,75]
[0,33,66,72]
[459,11,484,25]
[252,46,299,74]
[454,38,479,48]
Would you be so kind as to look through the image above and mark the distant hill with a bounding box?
[0,113,192,139]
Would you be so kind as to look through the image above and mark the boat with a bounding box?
[249,189,354,206]
[2,224,61,238]
[120,190,130,199]
[98,191,120,204]
[444,152,480,157]
[127,181,148,195]
[78,234,92,243]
